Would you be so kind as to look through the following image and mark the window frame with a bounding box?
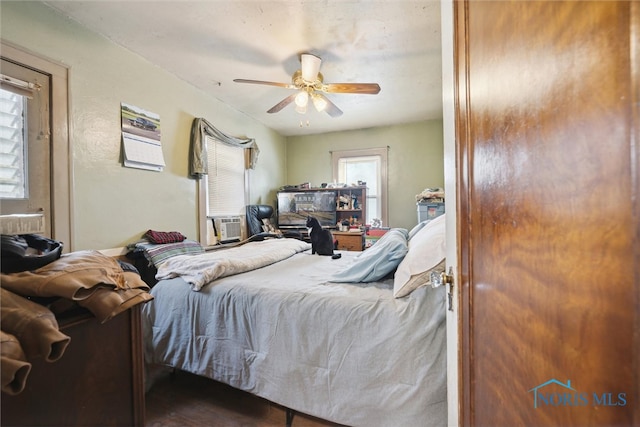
[197,137,249,245]
[331,147,388,226]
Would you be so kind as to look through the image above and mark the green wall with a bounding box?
[1,1,287,250]
[286,121,444,230]
[1,2,444,249]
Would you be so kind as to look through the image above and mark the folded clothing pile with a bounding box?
[144,229,186,244]
[126,230,204,288]
[415,187,445,203]
[0,244,153,395]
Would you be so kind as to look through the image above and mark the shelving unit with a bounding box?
[334,186,367,227]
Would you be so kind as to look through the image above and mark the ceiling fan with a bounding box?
[233,53,381,118]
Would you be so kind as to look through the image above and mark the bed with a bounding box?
[140,215,447,427]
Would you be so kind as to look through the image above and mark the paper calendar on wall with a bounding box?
[120,102,165,171]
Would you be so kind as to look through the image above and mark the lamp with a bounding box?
[295,90,309,114]
[295,90,308,107]
[293,90,329,115]
[295,103,307,114]
[311,93,327,112]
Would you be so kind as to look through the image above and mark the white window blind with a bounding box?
[205,136,246,216]
[0,89,27,199]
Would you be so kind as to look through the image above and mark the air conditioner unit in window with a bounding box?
[215,217,242,243]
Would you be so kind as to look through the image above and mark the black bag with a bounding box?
[1,234,63,273]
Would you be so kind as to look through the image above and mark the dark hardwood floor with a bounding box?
[145,368,346,427]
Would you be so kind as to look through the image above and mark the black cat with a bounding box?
[306,216,341,259]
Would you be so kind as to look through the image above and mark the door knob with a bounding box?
[430,267,453,288]
[431,267,454,311]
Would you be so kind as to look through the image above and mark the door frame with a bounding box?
[1,41,72,249]
[440,0,460,426]
[1,57,52,233]
[447,1,640,426]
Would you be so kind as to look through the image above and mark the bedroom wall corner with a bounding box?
[285,120,444,231]
[0,1,286,251]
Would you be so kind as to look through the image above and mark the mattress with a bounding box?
[142,246,447,426]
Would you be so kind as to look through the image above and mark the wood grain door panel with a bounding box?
[455,1,638,426]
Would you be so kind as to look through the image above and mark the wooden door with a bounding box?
[454,1,638,426]
[0,57,52,235]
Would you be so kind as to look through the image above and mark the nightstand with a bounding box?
[2,306,145,426]
[332,231,365,251]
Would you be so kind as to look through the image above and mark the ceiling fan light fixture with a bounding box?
[311,93,328,112]
[295,90,309,108]
[295,103,307,114]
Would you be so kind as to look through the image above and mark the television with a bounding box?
[277,191,337,228]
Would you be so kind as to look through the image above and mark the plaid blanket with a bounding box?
[129,239,204,267]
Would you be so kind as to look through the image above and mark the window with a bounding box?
[0,89,27,199]
[194,119,256,246]
[332,148,388,226]
[204,136,247,217]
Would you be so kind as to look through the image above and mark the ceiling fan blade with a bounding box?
[301,53,322,82]
[322,83,381,95]
[267,93,297,113]
[234,79,296,90]
[313,93,343,118]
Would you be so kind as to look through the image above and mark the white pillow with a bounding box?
[408,219,432,240]
[393,213,446,298]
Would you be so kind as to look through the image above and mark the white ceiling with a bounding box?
[43,1,442,137]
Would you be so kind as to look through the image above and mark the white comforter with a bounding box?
[155,238,311,291]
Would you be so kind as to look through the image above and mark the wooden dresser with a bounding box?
[333,231,365,251]
[1,305,145,426]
